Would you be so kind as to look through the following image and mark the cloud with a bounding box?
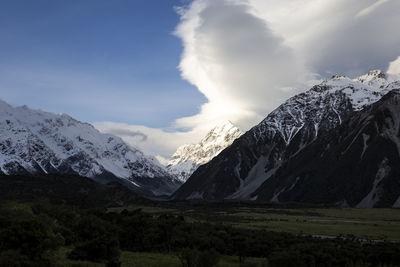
[102,128,148,141]
[172,0,400,129]
[174,0,310,130]
[387,56,400,75]
[94,121,208,157]
[356,0,389,17]
[97,0,400,158]
[248,0,400,77]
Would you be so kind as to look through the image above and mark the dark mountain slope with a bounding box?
[173,71,400,207]
[254,89,400,207]
[0,173,152,207]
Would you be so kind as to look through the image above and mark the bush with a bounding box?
[197,249,220,267]
[0,218,62,262]
[178,248,220,267]
[0,250,30,267]
[69,235,120,265]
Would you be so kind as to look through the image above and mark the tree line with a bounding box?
[1,200,400,267]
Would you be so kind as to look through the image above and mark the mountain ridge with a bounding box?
[167,121,243,181]
[253,89,400,207]
[0,99,181,196]
[172,70,400,207]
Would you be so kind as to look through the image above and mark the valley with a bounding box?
[2,1,400,266]
[1,174,400,266]
[1,71,400,266]
[110,202,400,242]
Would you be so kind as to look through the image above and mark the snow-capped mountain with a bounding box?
[173,70,400,207]
[0,100,181,196]
[253,89,400,208]
[167,121,243,182]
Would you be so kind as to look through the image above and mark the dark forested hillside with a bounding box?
[0,173,152,208]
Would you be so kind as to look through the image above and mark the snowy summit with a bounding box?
[0,100,181,196]
[167,121,243,182]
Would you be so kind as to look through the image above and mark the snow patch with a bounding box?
[361,133,370,159]
[286,177,300,192]
[393,196,400,208]
[271,188,285,203]
[356,158,390,208]
[228,156,280,199]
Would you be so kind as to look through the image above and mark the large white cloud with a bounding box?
[93,121,209,158]
[248,0,400,77]
[388,56,400,75]
[173,0,400,130]
[174,0,311,130]
[96,0,400,158]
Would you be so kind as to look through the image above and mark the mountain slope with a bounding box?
[172,70,400,206]
[0,100,181,196]
[0,173,152,207]
[167,121,243,181]
[253,89,400,207]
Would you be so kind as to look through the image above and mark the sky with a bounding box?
[0,0,205,127]
[1,0,400,159]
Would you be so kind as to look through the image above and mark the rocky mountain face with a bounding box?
[253,89,400,208]
[0,100,181,196]
[167,121,243,182]
[172,70,400,207]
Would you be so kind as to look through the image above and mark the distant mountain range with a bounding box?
[0,100,181,196]
[166,121,243,182]
[1,70,400,208]
[0,98,243,197]
[173,70,400,208]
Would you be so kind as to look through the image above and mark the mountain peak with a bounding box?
[173,70,400,205]
[208,120,237,133]
[356,69,386,84]
[0,99,180,196]
[330,74,346,80]
[202,121,241,144]
[167,121,243,182]
[312,69,395,111]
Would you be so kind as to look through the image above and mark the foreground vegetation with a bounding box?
[2,200,400,267]
[1,174,400,266]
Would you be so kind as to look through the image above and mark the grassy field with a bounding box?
[120,251,266,267]
[3,175,399,266]
[55,248,266,267]
[54,247,105,267]
[109,203,400,241]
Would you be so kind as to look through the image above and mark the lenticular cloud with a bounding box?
[97,0,400,158]
[174,0,400,130]
[174,0,309,130]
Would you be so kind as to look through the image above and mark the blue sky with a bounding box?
[1,0,400,157]
[0,0,205,127]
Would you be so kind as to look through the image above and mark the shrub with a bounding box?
[69,235,120,266]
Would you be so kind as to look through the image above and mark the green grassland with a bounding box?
[2,174,400,266]
[109,204,400,241]
[54,249,266,267]
[120,251,265,267]
[54,247,105,267]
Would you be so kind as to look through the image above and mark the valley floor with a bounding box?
[55,249,266,267]
[2,174,400,267]
[109,202,400,241]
